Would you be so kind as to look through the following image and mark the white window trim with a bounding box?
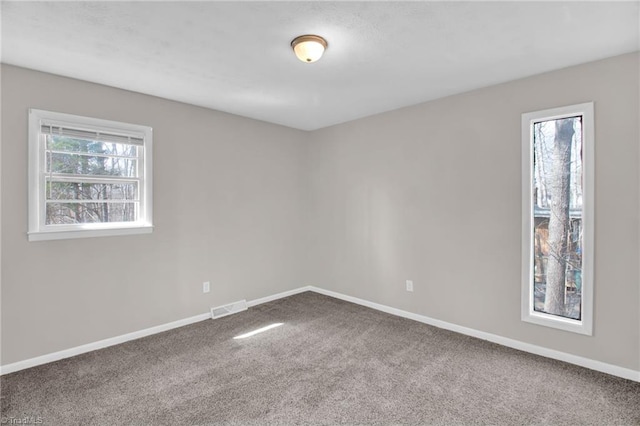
[28,109,153,241]
[521,102,594,335]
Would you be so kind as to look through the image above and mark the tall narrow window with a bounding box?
[521,103,594,335]
[28,109,153,241]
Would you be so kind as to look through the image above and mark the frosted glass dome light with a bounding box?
[291,35,328,63]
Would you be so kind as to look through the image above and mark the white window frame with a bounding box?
[521,102,594,335]
[28,109,153,241]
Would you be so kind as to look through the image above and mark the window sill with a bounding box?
[28,225,153,242]
[522,310,592,336]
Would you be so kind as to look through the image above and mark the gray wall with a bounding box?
[2,53,639,372]
[307,52,639,371]
[1,65,308,365]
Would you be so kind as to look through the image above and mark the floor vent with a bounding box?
[211,300,248,319]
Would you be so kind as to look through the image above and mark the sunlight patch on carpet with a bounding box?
[233,323,283,339]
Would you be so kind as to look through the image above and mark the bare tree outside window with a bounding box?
[532,116,583,320]
[45,135,139,225]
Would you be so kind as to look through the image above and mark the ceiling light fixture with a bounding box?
[291,35,327,63]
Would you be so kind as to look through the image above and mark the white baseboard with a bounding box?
[0,286,312,375]
[2,285,639,383]
[308,286,640,383]
[246,286,312,308]
[0,312,211,375]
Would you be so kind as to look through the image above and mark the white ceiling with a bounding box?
[2,1,638,131]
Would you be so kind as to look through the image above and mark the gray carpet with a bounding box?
[1,291,639,425]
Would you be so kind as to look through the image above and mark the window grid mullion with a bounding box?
[46,174,141,184]
[46,149,140,161]
[46,200,140,204]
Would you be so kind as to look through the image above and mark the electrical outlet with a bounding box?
[203,281,210,294]
[406,280,414,292]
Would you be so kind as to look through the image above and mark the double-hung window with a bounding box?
[28,109,153,241]
[521,102,594,335]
